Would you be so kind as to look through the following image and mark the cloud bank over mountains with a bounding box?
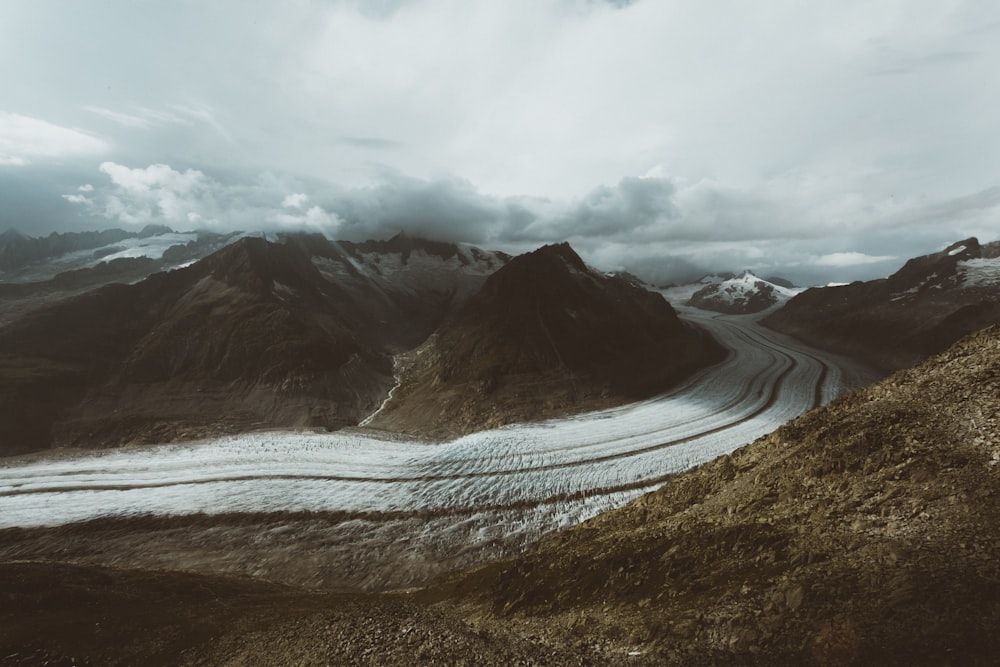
[2,0,1000,285]
[48,159,996,285]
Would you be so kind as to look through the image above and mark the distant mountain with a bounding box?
[687,271,800,315]
[287,232,509,350]
[0,227,133,273]
[0,227,244,327]
[0,225,231,279]
[368,243,724,437]
[763,238,1000,370]
[0,233,507,454]
[436,323,1000,665]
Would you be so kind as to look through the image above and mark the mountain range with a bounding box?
[368,243,724,437]
[763,237,1000,371]
[4,228,1000,664]
[0,231,721,453]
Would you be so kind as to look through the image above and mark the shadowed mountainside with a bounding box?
[763,237,1000,371]
[0,237,389,453]
[369,243,725,437]
[0,234,507,454]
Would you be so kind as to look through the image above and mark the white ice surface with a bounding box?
[93,233,198,263]
[0,308,878,530]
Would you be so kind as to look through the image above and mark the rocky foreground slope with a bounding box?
[764,237,1000,371]
[430,324,1000,664]
[368,243,724,437]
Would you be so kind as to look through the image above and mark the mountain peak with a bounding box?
[886,236,981,293]
[0,228,28,242]
[515,242,590,273]
[138,224,175,238]
[687,272,797,315]
[366,242,723,437]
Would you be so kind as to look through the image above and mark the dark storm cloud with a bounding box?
[514,176,679,242]
[59,160,1000,286]
[327,173,503,243]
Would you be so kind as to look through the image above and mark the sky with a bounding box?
[1,0,999,286]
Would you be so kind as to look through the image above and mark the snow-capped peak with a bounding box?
[683,272,801,315]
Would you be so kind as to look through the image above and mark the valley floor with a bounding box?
[0,308,878,590]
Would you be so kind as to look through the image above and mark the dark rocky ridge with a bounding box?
[763,237,1000,371]
[370,243,725,437]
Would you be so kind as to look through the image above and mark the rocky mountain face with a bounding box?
[0,234,507,454]
[434,323,1000,665]
[287,232,509,350]
[763,237,1000,371]
[687,271,799,315]
[368,243,725,438]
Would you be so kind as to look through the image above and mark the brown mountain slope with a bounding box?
[0,237,392,454]
[763,237,1000,371]
[0,233,510,455]
[431,324,1000,665]
[369,243,725,437]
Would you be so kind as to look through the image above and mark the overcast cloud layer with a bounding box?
[2,0,999,285]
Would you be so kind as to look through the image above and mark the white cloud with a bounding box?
[84,105,155,129]
[812,252,898,267]
[70,162,213,226]
[282,192,309,209]
[78,183,93,192]
[0,111,108,165]
[99,162,206,195]
[269,205,341,232]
